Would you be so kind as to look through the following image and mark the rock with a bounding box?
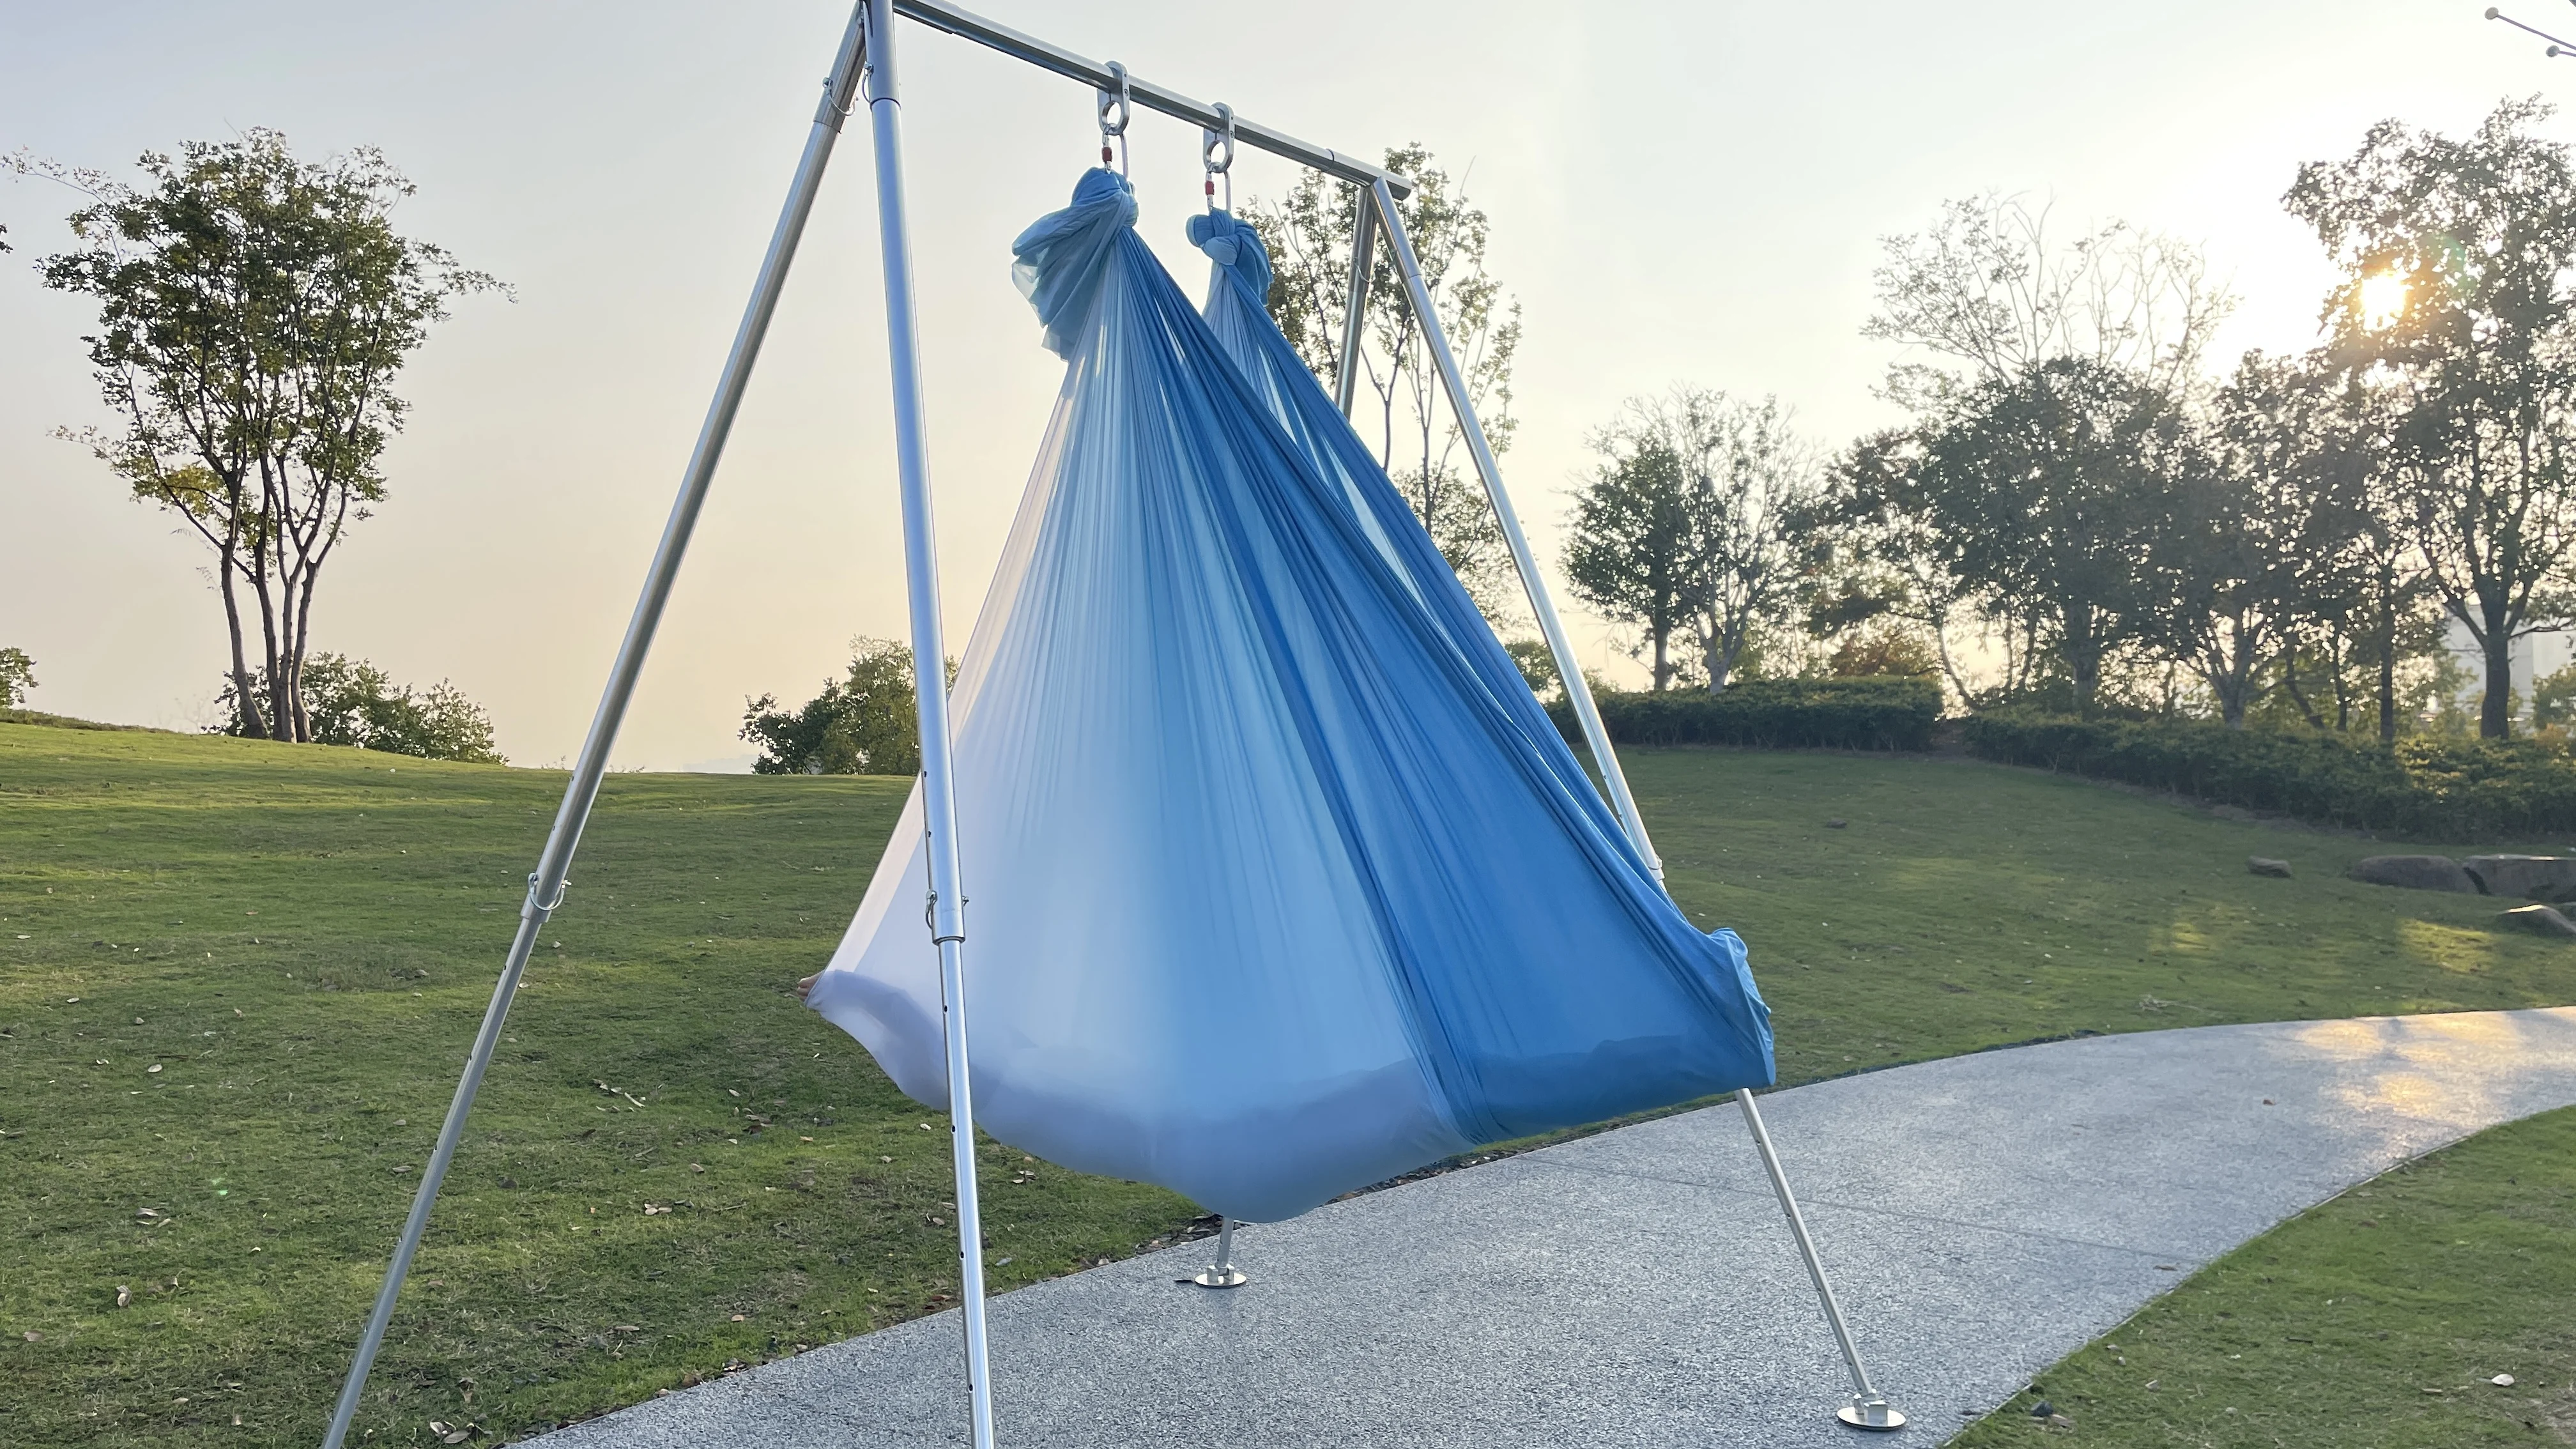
[2502,903,2576,939]
[2464,854,2576,900]
[2246,857,2292,878]
[1826,818,1848,829]
[2350,855,2480,893]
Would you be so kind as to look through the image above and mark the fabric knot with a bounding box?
[1011,168,1140,358]
[1186,210,1273,303]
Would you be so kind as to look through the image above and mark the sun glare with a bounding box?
[2357,271,2408,329]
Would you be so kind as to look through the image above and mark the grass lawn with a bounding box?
[1952,1103,2576,1447]
[3,724,2573,1446]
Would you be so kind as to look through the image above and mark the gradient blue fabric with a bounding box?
[807,171,1773,1223]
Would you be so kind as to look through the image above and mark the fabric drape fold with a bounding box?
[808,171,1772,1222]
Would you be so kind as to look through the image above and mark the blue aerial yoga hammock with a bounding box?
[807,169,1772,1223]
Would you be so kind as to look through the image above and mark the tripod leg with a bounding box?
[1735,1089,1905,1431]
[311,12,873,1448]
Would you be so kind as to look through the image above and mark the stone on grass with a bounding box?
[2499,903,2576,939]
[2349,855,2478,893]
[2247,857,2292,878]
[2464,855,2576,901]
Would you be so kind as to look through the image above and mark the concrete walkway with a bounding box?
[528,1008,2576,1448]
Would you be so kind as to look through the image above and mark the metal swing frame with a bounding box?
[316,4,1901,1446]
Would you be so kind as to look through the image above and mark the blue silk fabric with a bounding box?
[808,171,1772,1222]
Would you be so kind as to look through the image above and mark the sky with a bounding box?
[0,0,2560,770]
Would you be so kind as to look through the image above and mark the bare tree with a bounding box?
[1244,144,1522,614]
[1863,192,2235,413]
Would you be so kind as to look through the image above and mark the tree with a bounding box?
[741,638,939,776]
[2138,352,2365,728]
[1817,427,1984,703]
[1243,145,1522,612]
[0,648,35,708]
[2287,99,2576,738]
[1590,389,1828,694]
[1911,358,2182,716]
[218,652,502,762]
[17,131,498,742]
[1863,192,2234,413]
[1563,437,1699,690]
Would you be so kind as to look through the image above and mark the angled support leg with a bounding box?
[1333,186,1378,417]
[314,10,873,1446]
[1368,176,1903,1434]
[861,2,999,1445]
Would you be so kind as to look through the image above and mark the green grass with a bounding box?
[3,727,2573,1447]
[1952,1103,2576,1447]
[1620,748,2576,1076]
[0,724,1200,1447]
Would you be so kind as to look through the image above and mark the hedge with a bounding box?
[1549,677,1942,753]
[1961,710,2576,839]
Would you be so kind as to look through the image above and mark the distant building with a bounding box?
[2444,617,2576,714]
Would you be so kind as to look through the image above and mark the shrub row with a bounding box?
[1550,677,1943,753]
[1961,710,2576,839]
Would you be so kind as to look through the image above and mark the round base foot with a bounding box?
[1836,1400,1905,1432]
[1190,1266,1248,1289]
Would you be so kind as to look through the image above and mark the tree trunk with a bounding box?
[2377,617,2398,744]
[1703,618,1742,694]
[2287,652,2328,727]
[1930,611,1973,706]
[2062,603,2101,717]
[218,543,264,739]
[2326,629,2352,733]
[2481,622,2514,739]
[2280,647,2324,730]
[1650,628,1670,692]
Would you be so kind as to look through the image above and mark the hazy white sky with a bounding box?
[0,1,2556,769]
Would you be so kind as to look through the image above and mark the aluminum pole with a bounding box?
[861,3,998,1445]
[1369,176,1903,1434]
[314,11,871,1447]
[889,0,1411,197]
[1736,1092,1904,1430]
[1333,187,1378,417]
[1191,1216,1249,1288]
[1368,179,1659,877]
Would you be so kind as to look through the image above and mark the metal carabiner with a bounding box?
[1096,60,1132,172]
[1202,101,1236,211]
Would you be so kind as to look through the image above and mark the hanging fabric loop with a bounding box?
[1096,61,1132,172]
[1202,101,1236,210]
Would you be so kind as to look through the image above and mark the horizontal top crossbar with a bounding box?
[891,0,1416,198]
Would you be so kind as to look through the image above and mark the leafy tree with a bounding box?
[1563,437,1699,690]
[1588,389,1827,694]
[741,639,942,776]
[1911,358,2183,716]
[2533,660,2576,730]
[1851,194,2233,709]
[16,131,498,742]
[217,652,502,762]
[2287,99,2576,738]
[0,648,35,708]
[1816,427,1987,702]
[1502,638,1561,698]
[2142,351,2372,728]
[1825,627,1942,680]
[1244,145,1521,613]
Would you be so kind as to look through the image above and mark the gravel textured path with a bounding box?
[525,1007,2576,1448]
